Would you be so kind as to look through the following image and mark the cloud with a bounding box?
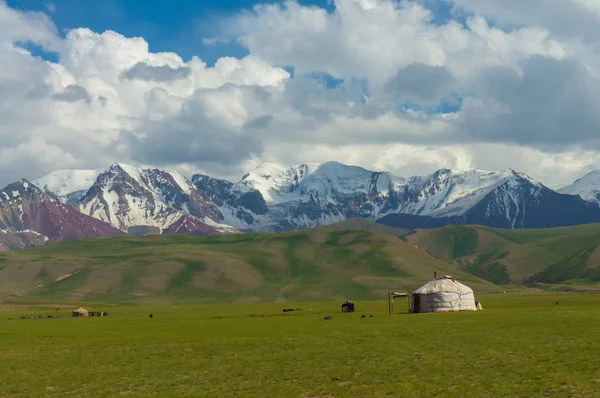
[455,56,600,149]
[449,0,600,43]
[202,36,231,46]
[1,0,600,190]
[51,84,91,103]
[386,63,455,105]
[244,115,273,129]
[121,62,192,82]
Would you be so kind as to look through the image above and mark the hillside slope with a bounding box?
[318,218,411,238]
[404,224,600,286]
[0,229,500,304]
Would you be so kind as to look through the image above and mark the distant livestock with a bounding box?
[88,311,108,317]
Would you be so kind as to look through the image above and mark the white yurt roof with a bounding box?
[413,275,473,295]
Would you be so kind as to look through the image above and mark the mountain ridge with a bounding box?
[0,161,591,250]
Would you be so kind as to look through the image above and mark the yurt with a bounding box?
[410,275,477,313]
[72,307,89,317]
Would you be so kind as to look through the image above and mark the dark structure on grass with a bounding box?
[72,307,89,317]
[341,300,355,313]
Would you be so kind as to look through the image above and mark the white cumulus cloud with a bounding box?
[0,0,600,189]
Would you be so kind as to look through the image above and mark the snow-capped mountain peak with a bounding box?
[558,170,600,204]
[33,168,103,203]
[239,161,405,205]
[0,179,43,204]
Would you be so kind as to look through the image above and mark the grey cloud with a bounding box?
[51,84,91,103]
[386,63,455,105]
[243,115,273,129]
[124,87,264,167]
[284,75,374,122]
[455,56,600,149]
[121,62,192,82]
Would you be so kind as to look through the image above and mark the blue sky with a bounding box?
[7,0,335,64]
[8,0,458,65]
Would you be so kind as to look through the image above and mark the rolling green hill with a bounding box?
[0,229,499,305]
[318,217,411,238]
[404,223,600,287]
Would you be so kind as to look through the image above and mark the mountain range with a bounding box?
[1,161,599,250]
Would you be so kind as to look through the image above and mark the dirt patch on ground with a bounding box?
[193,257,264,291]
[0,264,45,298]
[135,261,185,294]
[235,296,262,303]
[585,243,600,270]
[338,232,362,245]
[261,242,290,271]
[348,242,372,257]
[308,230,328,245]
[84,267,124,294]
[55,269,85,282]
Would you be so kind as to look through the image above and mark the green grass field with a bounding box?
[2,294,600,397]
[404,223,600,287]
[0,229,500,305]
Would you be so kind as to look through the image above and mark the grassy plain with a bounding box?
[0,229,499,304]
[404,223,600,286]
[1,294,600,397]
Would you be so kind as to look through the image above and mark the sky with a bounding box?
[2,0,600,188]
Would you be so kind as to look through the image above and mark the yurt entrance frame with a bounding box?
[387,291,409,315]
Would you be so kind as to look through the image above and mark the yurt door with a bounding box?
[413,294,420,313]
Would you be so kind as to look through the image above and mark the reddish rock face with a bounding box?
[162,215,219,236]
[0,179,124,247]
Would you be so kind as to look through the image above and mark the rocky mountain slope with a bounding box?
[0,179,124,250]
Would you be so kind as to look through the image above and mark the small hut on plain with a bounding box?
[410,275,477,313]
[72,307,89,317]
[341,300,355,313]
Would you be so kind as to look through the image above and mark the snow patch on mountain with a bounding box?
[169,170,194,195]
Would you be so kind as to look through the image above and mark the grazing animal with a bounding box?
[556,301,559,305]
[324,315,332,320]
[149,314,153,318]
